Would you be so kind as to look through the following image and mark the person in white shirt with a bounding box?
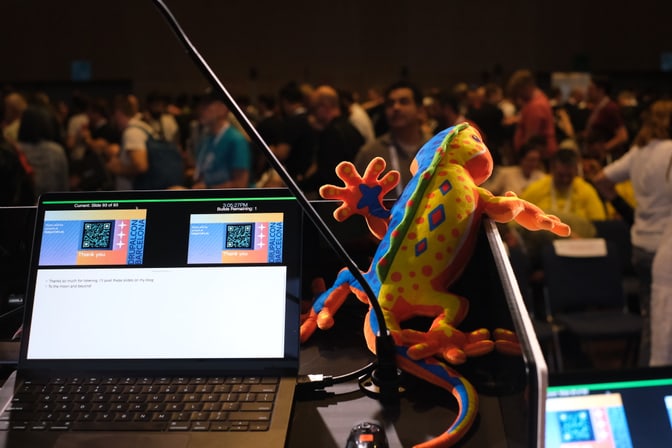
[593,99,672,366]
[341,89,375,145]
[650,223,672,366]
[65,94,89,161]
[106,96,156,191]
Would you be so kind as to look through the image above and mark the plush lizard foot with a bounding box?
[493,328,522,356]
[463,328,495,357]
[442,347,467,364]
[401,325,493,364]
[316,310,335,330]
[319,158,398,240]
[400,324,467,362]
[299,312,319,343]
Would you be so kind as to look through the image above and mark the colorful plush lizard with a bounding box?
[300,123,570,448]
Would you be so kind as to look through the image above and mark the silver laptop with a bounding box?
[0,188,302,448]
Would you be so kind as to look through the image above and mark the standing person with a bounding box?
[434,90,483,136]
[583,75,629,164]
[593,100,672,366]
[0,129,35,205]
[362,86,388,137]
[106,95,155,191]
[253,93,285,187]
[299,85,364,197]
[507,69,558,161]
[276,81,316,182]
[72,98,120,191]
[340,89,376,146]
[650,223,672,366]
[64,93,89,162]
[485,82,518,165]
[467,84,505,164]
[192,93,251,189]
[144,91,181,148]
[354,80,430,197]
[565,87,590,138]
[17,105,69,198]
[2,92,27,145]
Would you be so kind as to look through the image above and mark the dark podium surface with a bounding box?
[289,303,533,448]
[293,208,543,448]
[0,203,542,447]
[0,328,529,448]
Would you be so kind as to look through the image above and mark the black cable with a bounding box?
[150,0,401,398]
[0,305,23,322]
[297,362,375,392]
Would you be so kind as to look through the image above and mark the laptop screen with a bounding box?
[20,189,302,372]
[546,368,672,447]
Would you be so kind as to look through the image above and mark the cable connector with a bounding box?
[297,374,335,392]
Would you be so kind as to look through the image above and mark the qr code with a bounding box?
[558,410,594,442]
[225,223,254,249]
[81,221,114,250]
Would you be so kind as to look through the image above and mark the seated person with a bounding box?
[512,149,606,271]
[483,137,546,196]
[520,148,606,231]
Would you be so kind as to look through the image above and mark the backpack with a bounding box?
[130,126,185,190]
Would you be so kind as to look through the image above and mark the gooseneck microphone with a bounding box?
[151,0,402,400]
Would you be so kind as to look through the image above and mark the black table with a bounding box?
[0,307,533,448]
[289,303,533,448]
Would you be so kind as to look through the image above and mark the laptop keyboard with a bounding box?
[1,376,278,432]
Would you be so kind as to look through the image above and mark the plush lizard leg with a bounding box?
[300,270,355,343]
[482,191,571,237]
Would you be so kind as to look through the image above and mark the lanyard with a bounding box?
[387,143,404,196]
[194,124,230,181]
[550,184,573,214]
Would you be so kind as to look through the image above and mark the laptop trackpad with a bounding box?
[55,434,189,448]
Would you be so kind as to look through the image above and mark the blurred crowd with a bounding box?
[0,72,660,203]
[2,70,671,366]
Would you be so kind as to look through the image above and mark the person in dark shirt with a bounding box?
[72,98,120,191]
[299,85,365,197]
[253,93,286,186]
[0,132,34,205]
[276,82,316,182]
[583,75,629,164]
[466,84,505,164]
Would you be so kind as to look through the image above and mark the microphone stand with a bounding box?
[151,0,402,401]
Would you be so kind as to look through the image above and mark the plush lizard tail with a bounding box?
[302,271,478,447]
[396,349,478,448]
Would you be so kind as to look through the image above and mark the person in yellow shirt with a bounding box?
[521,148,607,232]
[508,148,607,276]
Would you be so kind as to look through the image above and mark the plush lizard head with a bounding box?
[410,123,493,186]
